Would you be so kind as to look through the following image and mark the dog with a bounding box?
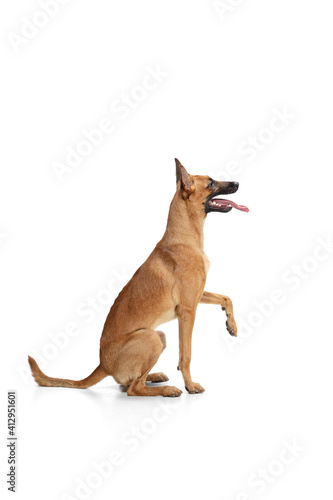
[28,159,248,397]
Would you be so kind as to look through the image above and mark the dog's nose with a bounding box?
[230,181,239,191]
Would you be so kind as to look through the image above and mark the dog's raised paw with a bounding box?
[226,320,237,337]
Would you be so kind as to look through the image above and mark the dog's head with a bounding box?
[175,158,249,216]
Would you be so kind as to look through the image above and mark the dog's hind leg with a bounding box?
[110,330,181,397]
[146,331,169,383]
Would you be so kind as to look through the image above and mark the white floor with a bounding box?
[11,291,333,499]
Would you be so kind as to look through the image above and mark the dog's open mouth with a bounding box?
[207,198,249,213]
[205,181,249,214]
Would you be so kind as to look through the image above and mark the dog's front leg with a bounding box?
[177,310,205,394]
[199,291,237,336]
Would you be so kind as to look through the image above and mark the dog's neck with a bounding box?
[161,190,206,251]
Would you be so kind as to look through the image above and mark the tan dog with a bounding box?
[29,159,248,397]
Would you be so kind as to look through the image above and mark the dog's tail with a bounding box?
[28,356,107,389]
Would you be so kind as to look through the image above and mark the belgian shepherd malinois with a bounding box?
[29,159,248,396]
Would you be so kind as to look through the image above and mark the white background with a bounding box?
[1,1,333,499]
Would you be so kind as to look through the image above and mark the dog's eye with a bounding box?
[207,179,216,189]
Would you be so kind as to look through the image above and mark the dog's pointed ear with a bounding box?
[175,158,194,196]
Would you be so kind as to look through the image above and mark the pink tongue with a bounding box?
[227,200,249,212]
[210,199,249,212]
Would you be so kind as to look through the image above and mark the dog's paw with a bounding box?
[185,382,205,394]
[226,319,237,337]
[163,386,183,397]
[146,372,169,383]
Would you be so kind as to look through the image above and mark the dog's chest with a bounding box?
[202,252,210,275]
